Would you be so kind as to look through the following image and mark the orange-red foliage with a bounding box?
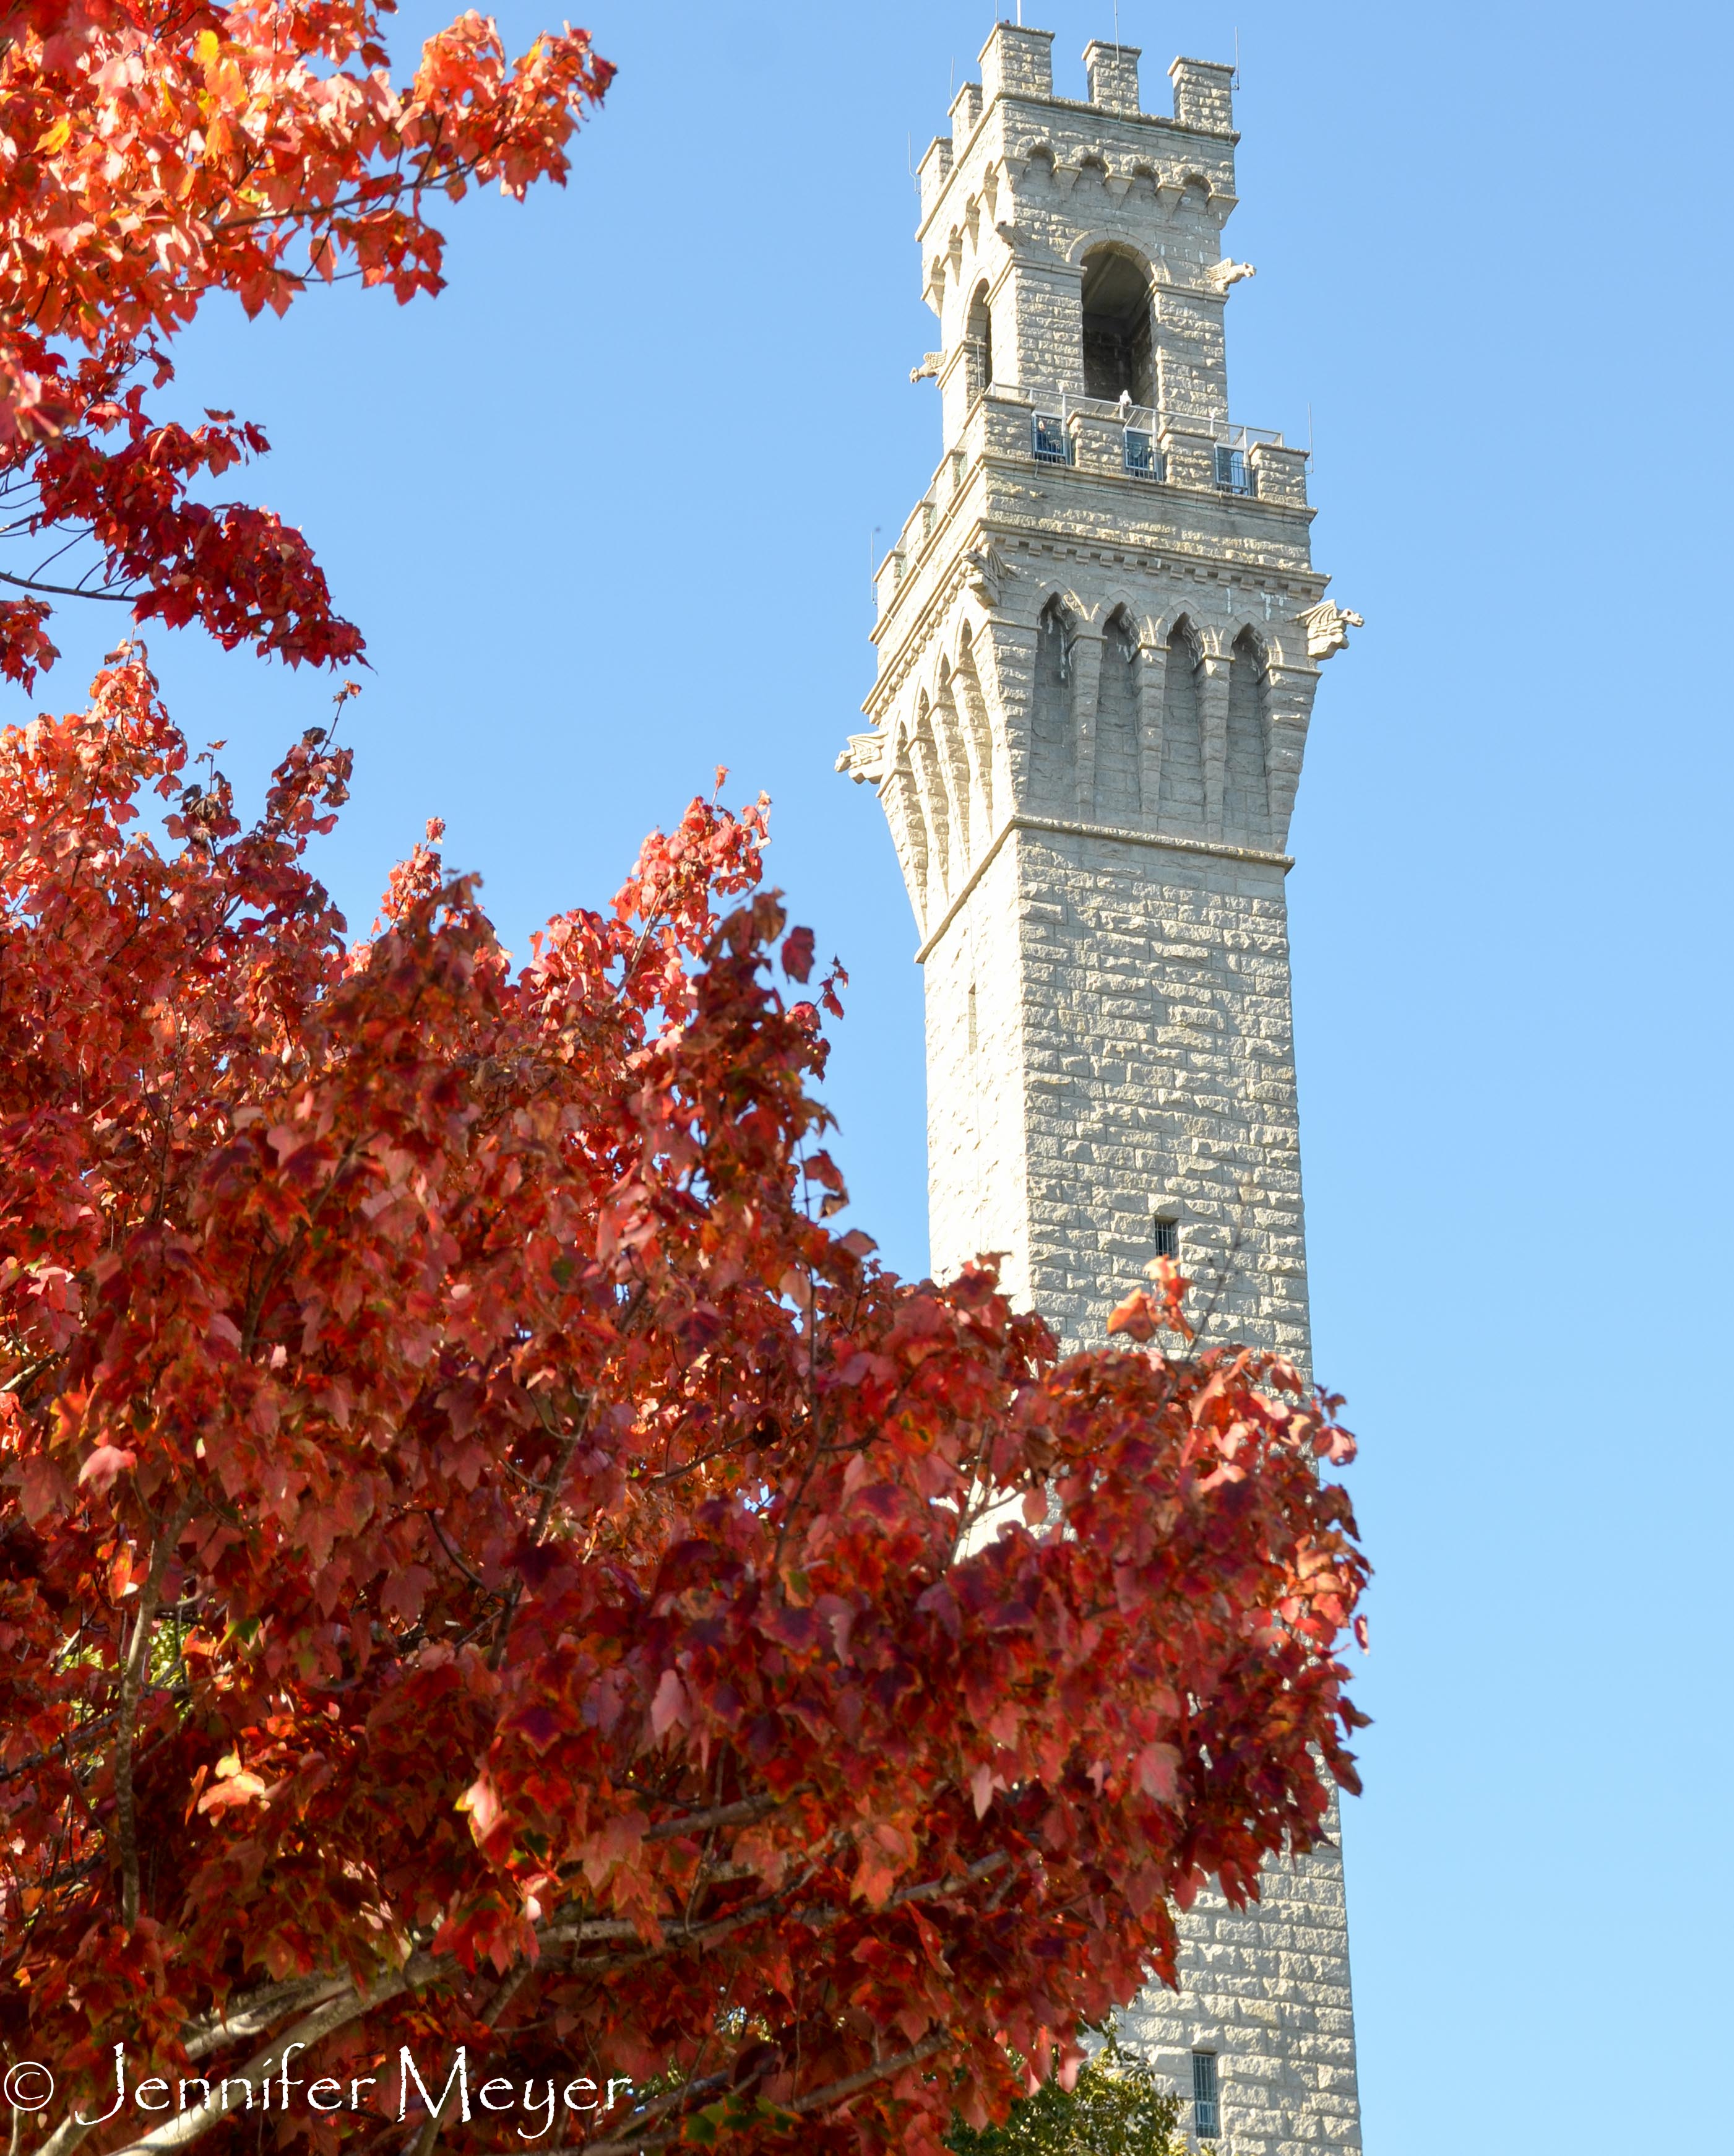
[0,1,613,686]
[0,653,1367,2155]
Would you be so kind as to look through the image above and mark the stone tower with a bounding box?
[839,23,1363,2155]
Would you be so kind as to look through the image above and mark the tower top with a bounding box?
[860,16,1350,842]
[907,20,1257,485]
[920,23,1238,239]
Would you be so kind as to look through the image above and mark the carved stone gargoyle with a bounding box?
[962,542,1017,609]
[1298,600,1365,660]
[1207,259,1257,293]
[909,352,942,383]
[834,731,888,786]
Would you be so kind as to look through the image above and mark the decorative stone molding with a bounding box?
[913,810,1293,965]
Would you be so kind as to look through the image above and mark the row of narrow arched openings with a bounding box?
[887,625,999,924]
[1032,602,1274,846]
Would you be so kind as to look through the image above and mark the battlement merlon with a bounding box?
[918,24,1238,240]
[1084,40,1140,116]
[1169,56,1236,133]
[983,22,1055,101]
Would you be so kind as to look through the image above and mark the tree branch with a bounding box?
[103,1955,442,2156]
[571,2033,952,2155]
[180,1976,353,2063]
[0,566,132,600]
[642,1791,792,1843]
[113,1496,197,1928]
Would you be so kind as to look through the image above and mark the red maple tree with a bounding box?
[0,0,614,687]
[0,12,1370,2155]
[0,660,1367,2155]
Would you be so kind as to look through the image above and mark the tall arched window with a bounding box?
[888,724,931,927]
[954,625,996,829]
[1224,629,1272,845]
[1031,599,1074,807]
[1158,621,1205,833]
[965,281,993,404]
[910,691,954,901]
[1080,248,1154,405]
[1093,610,1141,821]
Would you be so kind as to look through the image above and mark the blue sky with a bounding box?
[22,2,1734,2145]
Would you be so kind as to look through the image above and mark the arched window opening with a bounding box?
[965,281,993,405]
[1224,628,1272,845]
[1081,249,1154,405]
[1158,621,1205,833]
[931,661,973,864]
[889,727,931,928]
[1032,599,1074,807]
[911,691,954,903]
[1093,610,1141,822]
[954,626,996,828]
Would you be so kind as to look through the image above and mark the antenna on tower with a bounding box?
[1114,2,1121,51]
[1233,27,1242,88]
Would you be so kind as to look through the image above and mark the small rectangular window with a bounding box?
[1123,428,1162,480]
[1214,444,1250,495]
[1032,413,1069,464]
[1153,1216,1180,1261]
[1191,2051,1219,2138]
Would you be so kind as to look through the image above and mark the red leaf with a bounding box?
[77,1445,136,1491]
[780,925,815,982]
